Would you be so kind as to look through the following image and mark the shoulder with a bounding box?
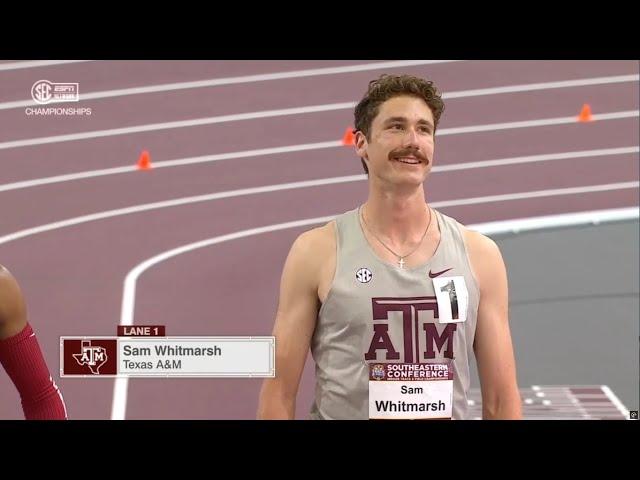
[0,265,23,309]
[438,211,503,263]
[462,227,502,258]
[0,265,27,331]
[282,221,336,281]
[281,222,336,295]
[460,228,507,288]
[289,221,335,260]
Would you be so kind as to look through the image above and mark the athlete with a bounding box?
[257,74,522,420]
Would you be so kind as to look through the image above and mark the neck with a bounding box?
[364,184,430,245]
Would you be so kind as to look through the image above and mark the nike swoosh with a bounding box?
[428,268,452,278]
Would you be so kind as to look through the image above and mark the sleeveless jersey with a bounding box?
[309,207,480,420]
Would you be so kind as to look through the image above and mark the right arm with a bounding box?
[256,229,325,419]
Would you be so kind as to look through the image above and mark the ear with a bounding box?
[354,130,368,160]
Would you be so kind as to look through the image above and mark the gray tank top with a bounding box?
[309,206,479,420]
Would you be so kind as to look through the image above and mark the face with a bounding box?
[356,95,435,186]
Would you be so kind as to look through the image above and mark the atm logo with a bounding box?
[61,339,117,376]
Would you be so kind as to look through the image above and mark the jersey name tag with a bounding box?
[369,363,453,420]
[432,275,468,323]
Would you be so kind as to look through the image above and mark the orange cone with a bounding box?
[137,150,152,170]
[578,104,593,122]
[342,126,355,146]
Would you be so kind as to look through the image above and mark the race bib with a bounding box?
[432,275,468,323]
[369,363,453,420]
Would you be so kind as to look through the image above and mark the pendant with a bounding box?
[398,257,405,269]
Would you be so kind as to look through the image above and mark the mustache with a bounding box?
[389,148,429,163]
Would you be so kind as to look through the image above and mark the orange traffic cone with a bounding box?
[137,150,152,170]
[342,126,355,146]
[578,104,593,122]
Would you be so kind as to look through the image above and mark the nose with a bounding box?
[402,127,420,148]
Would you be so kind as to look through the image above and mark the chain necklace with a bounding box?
[359,205,432,269]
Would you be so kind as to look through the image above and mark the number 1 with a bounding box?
[440,280,459,320]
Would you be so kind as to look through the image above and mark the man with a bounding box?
[0,265,67,419]
[257,74,521,420]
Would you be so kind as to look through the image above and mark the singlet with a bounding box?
[309,207,480,420]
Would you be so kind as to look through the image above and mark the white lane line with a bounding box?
[601,385,631,417]
[0,175,363,245]
[475,206,640,235]
[0,102,355,150]
[1,179,637,247]
[1,137,637,193]
[435,147,639,172]
[0,60,92,71]
[1,69,635,111]
[110,214,336,420]
[0,141,343,191]
[0,60,460,110]
[444,74,639,99]
[440,110,638,136]
[110,206,639,419]
[0,74,636,150]
[433,182,640,208]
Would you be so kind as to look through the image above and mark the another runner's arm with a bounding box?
[0,266,28,339]
[0,265,68,420]
[466,231,522,419]
[257,230,322,419]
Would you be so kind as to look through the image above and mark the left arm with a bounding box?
[465,230,522,419]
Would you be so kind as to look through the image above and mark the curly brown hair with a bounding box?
[353,74,445,174]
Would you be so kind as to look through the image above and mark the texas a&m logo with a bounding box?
[61,339,117,376]
[73,340,108,374]
[364,296,457,362]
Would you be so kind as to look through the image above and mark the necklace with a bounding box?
[359,205,432,269]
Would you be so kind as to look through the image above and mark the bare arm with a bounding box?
[0,265,28,340]
[257,227,328,419]
[466,232,522,419]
